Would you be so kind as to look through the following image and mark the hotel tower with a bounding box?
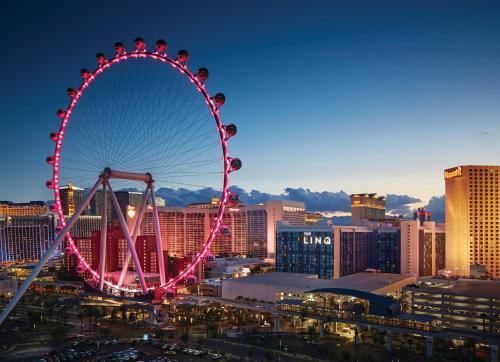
[445,165,500,278]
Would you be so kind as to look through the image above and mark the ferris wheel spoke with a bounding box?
[158,141,220,171]
[145,158,221,173]
[155,112,214,168]
[122,128,216,170]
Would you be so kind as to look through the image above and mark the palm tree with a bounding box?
[155,328,165,342]
[489,313,497,334]
[77,311,84,334]
[480,313,487,333]
[120,305,128,341]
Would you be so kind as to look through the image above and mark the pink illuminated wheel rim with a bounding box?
[47,38,240,293]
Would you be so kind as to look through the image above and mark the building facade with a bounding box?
[445,165,500,278]
[136,200,305,259]
[90,190,143,221]
[350,193,386,226]
[403,279,500,333]
[276,221,420,278]
[0,215,55,263]
[334,226,373,277]
[400,220,446,277]
[59,183,84,216]
[276,221,333,278]
[0,201,48,217]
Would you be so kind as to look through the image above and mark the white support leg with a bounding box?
[150,187,166,285]
[118,186,150,287]
[98,182,108,291]
[107,180,148,293]
[0,178,103,326]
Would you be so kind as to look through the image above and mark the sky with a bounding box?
[1,1,499,212]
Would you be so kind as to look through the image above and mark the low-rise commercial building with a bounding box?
[222,271,416,303]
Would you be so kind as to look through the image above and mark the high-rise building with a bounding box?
[0,201,48,216]
[350,193,386,226]
[138,200,305,259]
[334,226,373,277]
[400,220,446,277]
[63,227,163,279]
[305,212,324,225]
[90,190,143,221]
[59,183,84,216]
[61,215,101,238]
[372,227,401,274]
[0,215,54,262]
[445,165,500,278]
[276,221,333,278]
[238,200,306,258]
[414,207,432,224]
[276,220,444,279]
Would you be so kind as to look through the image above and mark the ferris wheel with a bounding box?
[0,37,242,323]
[47,37,241,294]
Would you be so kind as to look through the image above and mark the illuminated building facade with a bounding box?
[445,165,500,278]
[305,212,324,225]
[403,279,500,333]
[137,200,305,259]
[62,215,101,238]
[246,207,268,258]
[334,226,373,277]
[277,223,405,279]
[350,193,386,226]
[372,227,401,274]
[90,190,143,221]
[59,183,84,216]
[222,200,306,259]
[0,215,54,263]
[0,201,48,217]
[64,227,163,277]
[276,221,334,278]
[400,220,446,276]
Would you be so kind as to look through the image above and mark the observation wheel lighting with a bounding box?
[44,36,242,295]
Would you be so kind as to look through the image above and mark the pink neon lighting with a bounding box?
[50,46,234,294]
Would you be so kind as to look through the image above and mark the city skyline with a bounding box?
[2,1,500,204]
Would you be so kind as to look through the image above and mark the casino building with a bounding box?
[445,165,500,278]
[277,217,443,279]
[276,221,333,278]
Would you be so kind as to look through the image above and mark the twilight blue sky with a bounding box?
[1,1,499,207]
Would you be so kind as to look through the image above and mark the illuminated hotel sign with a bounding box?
[303,232,331,245]
[444,167,462,179]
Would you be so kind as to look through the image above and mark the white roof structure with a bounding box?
[222,272,416,302]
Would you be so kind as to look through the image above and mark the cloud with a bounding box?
[423,195,445,222]
[385,194,421,215]
[155,186,423,217]
[475,131,494,137]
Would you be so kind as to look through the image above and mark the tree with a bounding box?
[480,313,487,333]
[99,327,112,339]
[77,311,84,334]
[265,350,277,361]
[50,325,67,341]
[110,308,118,322]
[155,328,165,342]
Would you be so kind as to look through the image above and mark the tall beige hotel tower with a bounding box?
[445,165,500,278]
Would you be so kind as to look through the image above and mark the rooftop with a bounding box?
[409,278,500,299]
[224,272,416,295]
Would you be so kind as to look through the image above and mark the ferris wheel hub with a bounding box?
[101,168,153,183]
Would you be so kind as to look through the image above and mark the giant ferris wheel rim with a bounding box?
[48,43,234,293]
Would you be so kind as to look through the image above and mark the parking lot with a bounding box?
[31,338,227,362]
